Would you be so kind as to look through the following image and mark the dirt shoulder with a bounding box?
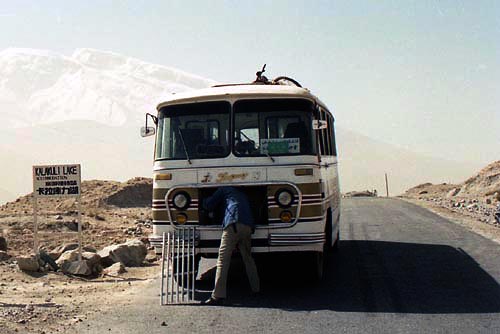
[402,197,500,245]
[0,178,160,334]
[0,261,159,334]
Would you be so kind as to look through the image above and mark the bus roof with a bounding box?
[156,84,330,111]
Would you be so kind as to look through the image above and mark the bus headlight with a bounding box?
[275,189,294,208]
[172,192,190,210]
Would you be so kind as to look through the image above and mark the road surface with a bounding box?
[77,198,500,333]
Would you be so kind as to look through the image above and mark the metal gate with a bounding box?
[160,227,197,305]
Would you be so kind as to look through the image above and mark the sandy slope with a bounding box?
[402,160,500,243]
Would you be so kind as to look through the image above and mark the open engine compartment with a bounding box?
[197,186,268,226]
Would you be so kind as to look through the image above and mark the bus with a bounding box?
[141,73,340,280]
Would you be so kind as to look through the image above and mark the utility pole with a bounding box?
[385,173,389,197]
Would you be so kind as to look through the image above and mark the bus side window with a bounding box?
[318,110,327,156]
[326,114,334,156]
[329,115,337,156]
[324,111,332,156]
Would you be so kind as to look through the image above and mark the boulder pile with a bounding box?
[404,193,500,228]
[15,239,148,277]
[123,219,152,237]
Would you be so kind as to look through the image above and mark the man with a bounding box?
[201,186,260,305]
[495,203,500,224]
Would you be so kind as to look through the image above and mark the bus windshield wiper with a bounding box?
[177,129,192,164]
[239,131,274,163]
[265,152,275,163]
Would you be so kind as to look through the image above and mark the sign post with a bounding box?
[32,164,82,261]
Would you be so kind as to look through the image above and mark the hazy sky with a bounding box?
[1,0,499,163]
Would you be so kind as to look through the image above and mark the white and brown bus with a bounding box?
[141,74,340,279]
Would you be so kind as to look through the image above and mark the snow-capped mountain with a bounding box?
[0,48,215,128]
[0,48,216,204]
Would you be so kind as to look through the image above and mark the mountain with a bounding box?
[458,160,500,197]
[0,48,215,128]
[0,47,483,204]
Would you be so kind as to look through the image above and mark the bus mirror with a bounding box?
[141,126,155,137]
[141,113,158,137]
[312,120,328,130]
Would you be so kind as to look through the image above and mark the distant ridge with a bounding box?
[337,128,483,195]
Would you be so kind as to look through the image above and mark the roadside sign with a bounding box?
[33,164,81,197]
[32,164,83,261]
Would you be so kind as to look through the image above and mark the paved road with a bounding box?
[77,198,500,333]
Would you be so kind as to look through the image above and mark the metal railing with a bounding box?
[160,227,197,304]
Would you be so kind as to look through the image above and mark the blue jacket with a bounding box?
[202,187,254,229]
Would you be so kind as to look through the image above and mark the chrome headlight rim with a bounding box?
[275,188,294,208]
[172,191,191,210]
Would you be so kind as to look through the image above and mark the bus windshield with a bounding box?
[233,99,317,157]
[156,101,231,160]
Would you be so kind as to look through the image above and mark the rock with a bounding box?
[57,250,102,275]
[102,262,126,276]
[0,236,7,251]
[17,254,40,272]
[418,190,428,195]
[98,239,147,267]
[0,250,11,261]
[56,249,80,266]
[145,253,157,263]
[446,188,460,198]
[467,203,478,210]
[64,220,79,231]
[62,260,92,276]
[55,215,63,220]
[50,243,96,260]
[83,253,102,272]
[486,198,492,204]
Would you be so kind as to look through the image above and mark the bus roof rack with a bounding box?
[212,64,303,88]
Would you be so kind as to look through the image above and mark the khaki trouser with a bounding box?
[212,223,260,299]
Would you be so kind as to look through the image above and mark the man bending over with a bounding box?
[201,186,260,305]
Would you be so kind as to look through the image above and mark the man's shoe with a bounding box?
[201,297,225,306]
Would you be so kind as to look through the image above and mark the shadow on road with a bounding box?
[197,241,500,314]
